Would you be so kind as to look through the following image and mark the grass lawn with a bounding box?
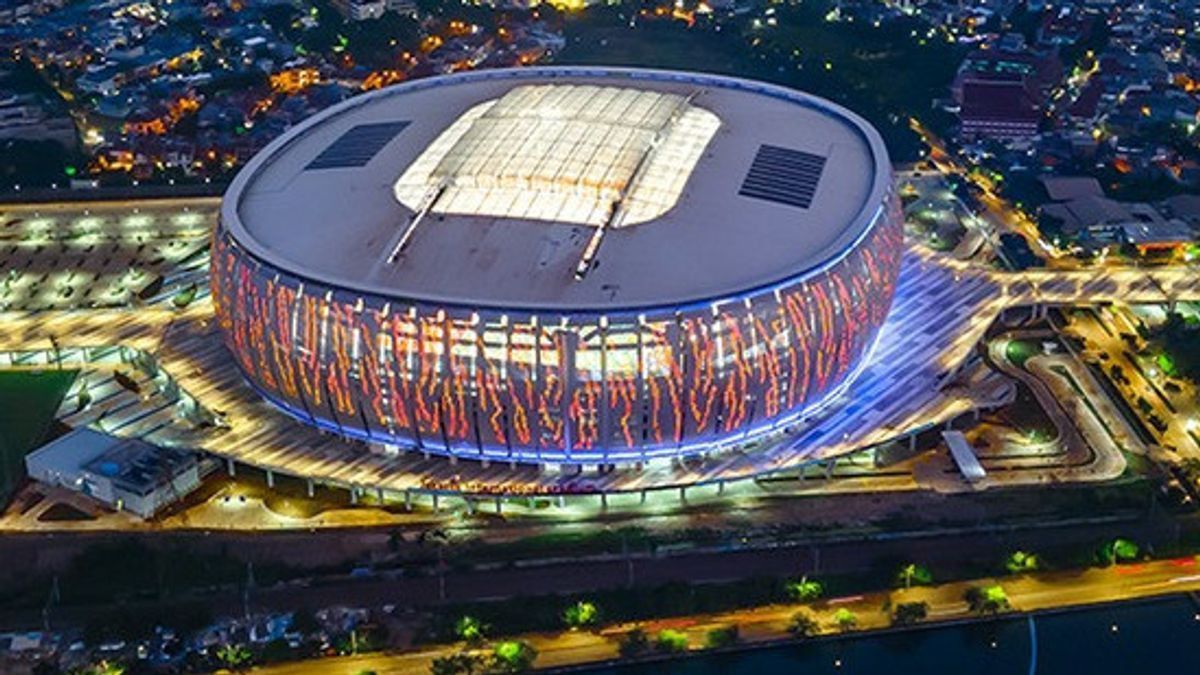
[0,368,78,497]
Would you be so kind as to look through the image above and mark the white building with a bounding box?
[0,92,76,145]
[385,0,417,16]
[330,0,386,21]
[26,428,203,519]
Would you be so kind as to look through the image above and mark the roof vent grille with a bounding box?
[738,144,827,209]
[306,121,411,170]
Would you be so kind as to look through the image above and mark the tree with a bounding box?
[788,610,819,638]
[965,585,1010,615]
[490,640,538,673]
[563,600,600,630]
[897,563,933,589]
[215,643,252,671]
[1004,551,1040,575]
[1099,538,1140,566]
[454,615,488,646]
[617,628,649,659]
[654,629,689,653]
[705,625,739,649]
[429,651,485,675]
[892,601,929,626]
[785,576,824,602]
[833,608,858,632]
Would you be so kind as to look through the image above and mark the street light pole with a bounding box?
[42,575,59,632]
[438,544,447,602]
[623,531,634,589]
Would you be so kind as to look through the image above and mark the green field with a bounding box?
[0,368,78,498]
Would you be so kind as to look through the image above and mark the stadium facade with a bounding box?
[212,67,903,466]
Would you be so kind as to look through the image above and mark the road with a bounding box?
[908,118,1060,263]
[983,332,1130,485]
[1063,305,1200,461]
[0,512,1173,630]
[248,554,1200,675]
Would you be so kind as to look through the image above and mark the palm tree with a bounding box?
[897,563,932,589]
[563,600,600,630]
[786,576,824,602]
[454,616,487,646]
[215,643,252,671]
[1004,550,1040,574]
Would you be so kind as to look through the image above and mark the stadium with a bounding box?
[211,66,903,467]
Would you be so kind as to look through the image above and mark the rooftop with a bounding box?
[226,68,890,312]
[29,428,198,497]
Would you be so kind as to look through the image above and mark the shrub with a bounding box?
[491,640,537,673]
[618,628,649,659]
[705,625,739,649]
[891,601,928,626]
[654,629,689,653]
[833,608,857,632]
[965,585,1010,614]
[788,610,819,638]
[429,651,485,675]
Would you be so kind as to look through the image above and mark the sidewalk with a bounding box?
[250,554,1200,674]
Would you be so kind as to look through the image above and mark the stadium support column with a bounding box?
[635,317,648,463]
[669,314,687,451]
[529,318,542,462]
[266,469,274,489]
[561,327,578,457]
[227,458,236,477]
[599,317,611,457]
[306,478,315,498]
